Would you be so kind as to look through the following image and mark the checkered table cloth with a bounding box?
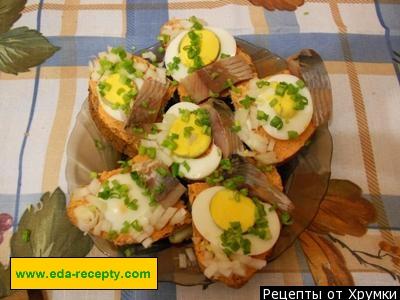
[0,0,399,299]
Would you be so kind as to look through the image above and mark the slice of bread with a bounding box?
[67,156,191,246]
[188,166,282,288]
[88,56,175,157]
[231,74,316,163]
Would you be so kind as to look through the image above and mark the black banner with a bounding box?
[260,286,399,300]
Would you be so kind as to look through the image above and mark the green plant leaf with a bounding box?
[0,263,10,298]
[11,188,93,258]
[0,0,27,34]
[0,26,60,74]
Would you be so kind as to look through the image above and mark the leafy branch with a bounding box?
[0,0,60,74]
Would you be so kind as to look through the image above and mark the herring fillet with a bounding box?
[125,79,168,127]
[181,54,254,103]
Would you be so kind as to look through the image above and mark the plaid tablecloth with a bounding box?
[0,0,399,299]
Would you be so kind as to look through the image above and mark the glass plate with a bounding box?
[65,39,333,286]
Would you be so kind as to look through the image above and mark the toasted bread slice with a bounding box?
[231,74,316,163]
[177,47,255,102]
[88,55,175,157]
[188,166,282,288]
[67,157,191,246]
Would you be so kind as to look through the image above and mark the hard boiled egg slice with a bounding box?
[94,173,153,232]
[192,186,281,256]
[164,27,237,82]
[255,74,313,140]
[99,72,139,122]
[161,102,222,180]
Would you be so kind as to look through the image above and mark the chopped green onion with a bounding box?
[256,80,270,88]
[183,126,194,138]
[167,56,181,72]
[121,221,131,233]
[189,16,203,30]
[156,167,168,177]
[154,183,166,195]
[286,84,298,95]
[131,220,143,232]
[209,90,220,98]
[171,162,180,177]
[107,230,118,240]
[269,98,278,107]
[281,211,293,225]
[182,161,190,172]
[288,130,299,140]
[220,222,251,256]
[182,95,194,102]
[162,135,178,151]
[220,158,232,171]
[256,110,269,122]
[239,95,256,109]
[296,79,305,89]
[146,147,156,159]
[220,53,231,59]
[275,82,288,96]
[157,34,170,45]
[270,116,284,130]
[89,171,98,179]
[132,126,144,134]
[239,188,248,196]
[124,198,139,210]
[224,78,240,93]
[179,108,191,122]
[231,122,242,133]
[138,145,146,155]
[111,46,127,59]
[117,87,126,95]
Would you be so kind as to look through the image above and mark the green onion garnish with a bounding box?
[179,108,191,122]
[171,162,180,177]
[281,211,293,225]
[256,80,270,88]
[269,98,278,107]
[296,79,305,88]
[275,82,287,96]
[182,161,190,172]
[256,110,269,122]
[270,116,283,130]
[239,95,256,109]
[183,126,194,138]
[288,130,299,140]
[156,167,168,177]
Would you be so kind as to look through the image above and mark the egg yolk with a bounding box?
[179,29,220,68]
[210,189,256,232]
[168,113,211,158]
[102,73,135,106]
[273,94,296,120]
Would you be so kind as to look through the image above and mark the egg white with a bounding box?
[164,26,237,82]
[192,186,281,256]
[173,143,222,180]
[91,173,153,231]
[161,102,222,180]
[254,74,313,140]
